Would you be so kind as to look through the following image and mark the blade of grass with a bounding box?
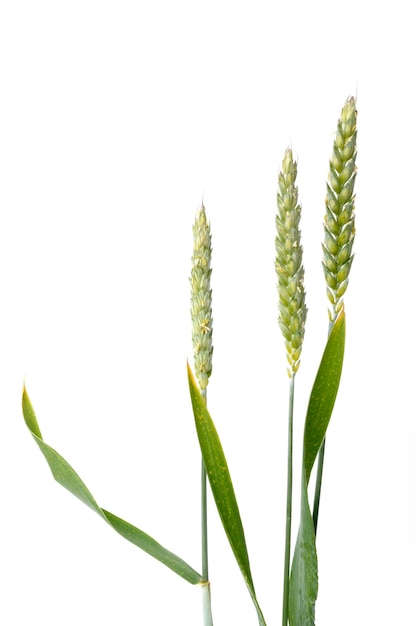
[187,363,267,626]
[22,386,203,585]
[289,309,345,626]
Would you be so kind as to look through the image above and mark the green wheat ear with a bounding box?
[323,96,357,322]
[275,148,307,377]
[190,204,213,392]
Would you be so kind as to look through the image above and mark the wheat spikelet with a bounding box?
[323,96,357,321]
[276,148,307,376]
[190,204,213,391]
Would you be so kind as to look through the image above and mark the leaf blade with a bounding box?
[22,387,203,585]
[303,311,346,485]
[289,311,346,625]
[187,363,267,626]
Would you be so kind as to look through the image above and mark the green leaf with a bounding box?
[302,311,346,485]
[289,474,318,626]
[289,310,346,626]
[22,387,203,585]
[187,363,267,626]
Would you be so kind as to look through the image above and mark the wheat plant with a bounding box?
[190,203,214,625]
[313,96,357,533]
[275,147,307,626]
[22,96,357,626]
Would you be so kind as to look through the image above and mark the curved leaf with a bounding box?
[289,310,346,626]
[302,310,346,485]
[187,363,267,626]
[22,387,203,585]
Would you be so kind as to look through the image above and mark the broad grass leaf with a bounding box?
[187,363,267,626]
[289,310,346,625]
[22,387,203,585]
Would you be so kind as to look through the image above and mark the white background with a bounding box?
[1,1,416,625]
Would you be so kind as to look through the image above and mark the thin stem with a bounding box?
[282,376,295,626]
[312,438,325,533]
[201,457,209,580]
[200,389,213,626]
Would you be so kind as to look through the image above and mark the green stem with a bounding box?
[200,389,213,626]
[312,437,325,533]
[201,458,209,581]
[282,376,295,626]
[312,319,334,533]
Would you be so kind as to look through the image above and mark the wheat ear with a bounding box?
[276,148,307,376]
[322,96,357,322]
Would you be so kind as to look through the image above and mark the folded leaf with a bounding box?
[289,310,346,626]
[187,363,267,626]
[22,387,203,585]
